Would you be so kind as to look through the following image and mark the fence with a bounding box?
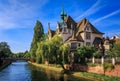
[87,56,120,65]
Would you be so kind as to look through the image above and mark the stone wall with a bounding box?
[105,65,120,77]
[64,64,120,77]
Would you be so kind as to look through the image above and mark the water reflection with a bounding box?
[29,64,92,81]
[0,62,94,81]
[0,62,31,81]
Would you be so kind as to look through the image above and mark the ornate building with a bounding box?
[48,9,104,53]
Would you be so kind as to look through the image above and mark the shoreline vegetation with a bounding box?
[28,62,99,81]
[0,61,11,71]
[28,61,120,81]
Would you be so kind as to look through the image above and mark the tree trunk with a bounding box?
[59,62,65,70]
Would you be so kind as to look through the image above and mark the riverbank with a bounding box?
[28,62,102,81]
[0,61,11,71]
[28,61,62,73]
[28,62,120,81]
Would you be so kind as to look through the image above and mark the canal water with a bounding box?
[0,62,93,81]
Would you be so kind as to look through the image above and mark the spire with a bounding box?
[61,6,67,21]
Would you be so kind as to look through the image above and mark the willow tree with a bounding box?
[60,44,69,64]
[49,34,63,63]
[29,20,44,61]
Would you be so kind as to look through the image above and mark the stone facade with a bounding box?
[48,9,104,52]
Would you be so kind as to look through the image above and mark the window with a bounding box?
[63,28,67,33]
[68,29,71,33]
[86,42,91,46]
[78,43,81,47]
[86,32,91,40]
[71,43,77,49]
[86,26,89,31]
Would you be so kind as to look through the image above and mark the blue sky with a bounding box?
[0,0,120,53]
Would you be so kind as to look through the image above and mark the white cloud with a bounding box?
[75,0,106,20]
[0,0,48,30]
[0,0,48,52]
[93,9,120,23]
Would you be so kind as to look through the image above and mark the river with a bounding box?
[0,61,93,81]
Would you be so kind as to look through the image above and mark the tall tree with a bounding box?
[0,42,11,58]
[29,20,44,60]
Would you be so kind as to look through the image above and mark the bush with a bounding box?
[87,63,98,67]
[103,63,114,71]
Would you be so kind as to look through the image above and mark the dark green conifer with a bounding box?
[29,20,44,60]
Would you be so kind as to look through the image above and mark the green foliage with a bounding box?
[36,34,70,70]
[29,20,44,60]
[0,42,12,58]
[113,43,120,56]
[106,43,120,57]
[59,44,69,64]
[36,41,48,63]
[93,51,101,58]
[87,63,98,67]
[103,63,114,71]
[36,34,63,64]
[81,72,120,81]
[75,46,95,64]
[11,51,30,59]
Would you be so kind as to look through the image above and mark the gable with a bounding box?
[76,18,104,35]
[84,24,92,32]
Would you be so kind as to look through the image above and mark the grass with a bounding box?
[28,61,62,72]
[73,72,120,81]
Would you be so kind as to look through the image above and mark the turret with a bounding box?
[60,7,67,22]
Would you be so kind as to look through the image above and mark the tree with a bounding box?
[0,42,11,58]
[107,43,120,57]
[36,34,63,64]
[59,44,69,64]
[50,35,63,64]
[29,20,44,61]
[23,50,30,59]
[75,46,95,64]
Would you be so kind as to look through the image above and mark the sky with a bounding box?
[0,0,120,53]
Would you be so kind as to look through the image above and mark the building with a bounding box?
[48,9,104,54]
[104,34,120,51]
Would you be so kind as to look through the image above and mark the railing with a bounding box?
[87,57,120,65]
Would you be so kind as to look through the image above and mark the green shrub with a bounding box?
[87,63,98,67]
[103,63,114,71]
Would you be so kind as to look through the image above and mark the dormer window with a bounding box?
[86,27,89,30]
[86,32,91,40]
[63,27,67,33]
[85,24,91,31]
